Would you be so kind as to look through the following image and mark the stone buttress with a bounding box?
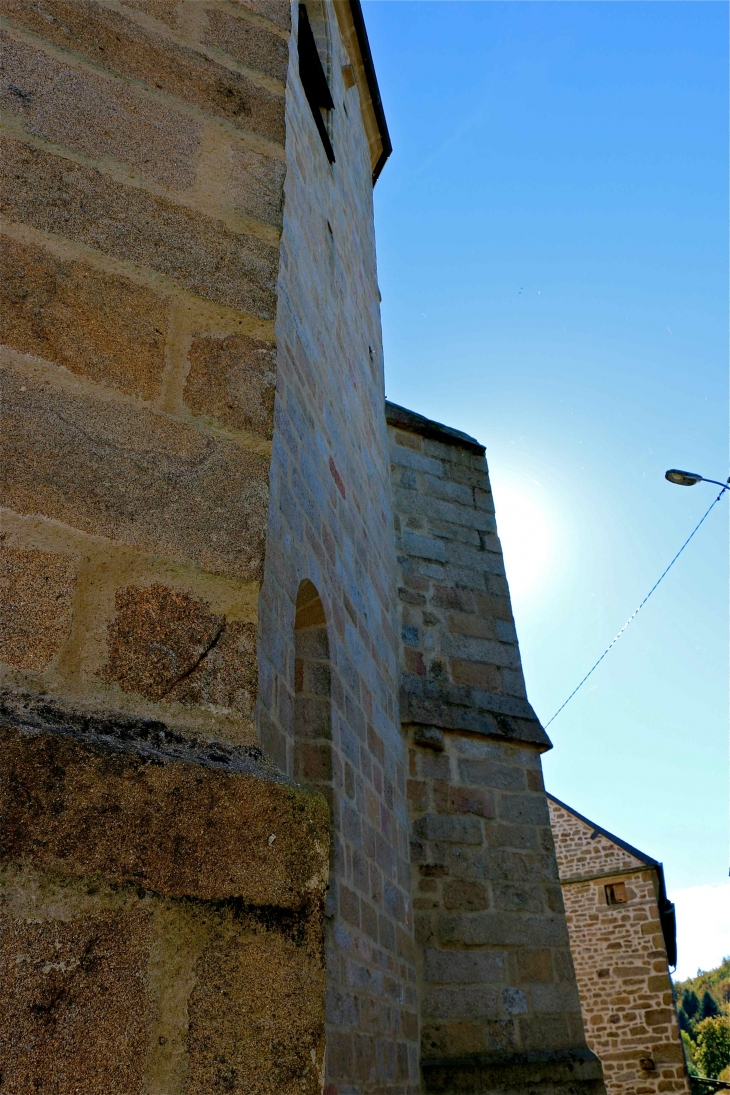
[387,402,607,1095]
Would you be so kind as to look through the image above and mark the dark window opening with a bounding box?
[605,881,627,905]
[298,4,335,164]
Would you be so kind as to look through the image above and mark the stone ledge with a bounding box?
[422,1047,606,1094]
[401,674,551,750]
[386,400,486,456]
[0,691,329,908]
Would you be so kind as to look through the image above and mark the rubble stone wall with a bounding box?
[549,799,690,1095]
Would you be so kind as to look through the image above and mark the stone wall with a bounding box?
[387,403,606,1094]
[1,0,290,742]
[0,690,329,1094]
[256,6,419,1093]
[0,2,335,1090]
[548,797,690,1095]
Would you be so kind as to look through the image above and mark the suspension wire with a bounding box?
[544,484,729,730]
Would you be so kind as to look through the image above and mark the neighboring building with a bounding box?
[548,795,690,1095]
[0,2,605,1092]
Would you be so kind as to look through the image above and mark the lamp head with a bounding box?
[665,469,703,487]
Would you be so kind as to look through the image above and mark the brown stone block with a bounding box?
[451,658,502,691]
[0,0,286,144]
[0,907,149,1094]
[203,8,289,82]
[295,741,333,783]
[448,612,498,640]
[228,144,287,227]
[644,1008,673,1027]
[422,1019,515,1058]
[442,879,488,911]
[516,949,554,983]
[0,547,76,671]
[0,31,201,189]
[1,138,279,318]
[184,332,276,438]
[1,234,169,400]
[0,695,329,908]
[187,918,325,1095]
[1,367,270,580]
[103,584,257,714]
[230,0,291,31]
[407,778,429,811]
[448,786,495,819]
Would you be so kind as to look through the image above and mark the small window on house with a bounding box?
[298,4,335,164]
[605,881,627,905]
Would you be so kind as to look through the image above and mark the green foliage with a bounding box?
[682,1030,700,1076]
[674,957,729,1043]
[700,990,720,1021]
[694,1016,730,1079]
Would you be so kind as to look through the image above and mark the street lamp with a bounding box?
[665,469,729,491]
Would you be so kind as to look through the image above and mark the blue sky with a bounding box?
[363,1,728,968]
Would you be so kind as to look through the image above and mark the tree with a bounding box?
[700,990,720,1021]
[695,1017,730,1079]
[682,1031,699,1077]
[683,989,701,1020]
[678,1008,693,1036]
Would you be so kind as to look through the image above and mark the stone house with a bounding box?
[548,794,689,1095]
[1,1,606,1092]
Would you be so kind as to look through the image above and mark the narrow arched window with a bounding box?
[294,580,333,816]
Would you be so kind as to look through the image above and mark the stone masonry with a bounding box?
[1,1,611,1091]
[0,0,331,1089]
[256,5,418,1090]
[548,795,689,1095]
[388,403,606,1094]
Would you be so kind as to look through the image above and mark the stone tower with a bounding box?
[1,2,605,1092]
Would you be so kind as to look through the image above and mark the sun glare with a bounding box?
[489,477,558,606]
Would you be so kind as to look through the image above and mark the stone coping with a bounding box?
[385,400,486,455]
[0,691,329,908]
[401,673,552,750]
[422,1046,606,1093]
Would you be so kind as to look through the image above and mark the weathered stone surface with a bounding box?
[184,331,277,437]
[229,145,287,227]
[0,0,286,143]
[1,138,279,318]
[203,8,289,83]
[0,31,201,189]
[231,0,291,30]
[0,547,76,671]
[0,906,150,1094]
[1,235,170,400]
[188,921,325,1095]
[103,583,257,714]
[1,366,269,580]
[0,692,329,908]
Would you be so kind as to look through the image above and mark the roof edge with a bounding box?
[347,0,392,182]
[546,792,660,869]
[385,400,486,455]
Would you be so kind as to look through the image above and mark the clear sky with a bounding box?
[362,1,728,971]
